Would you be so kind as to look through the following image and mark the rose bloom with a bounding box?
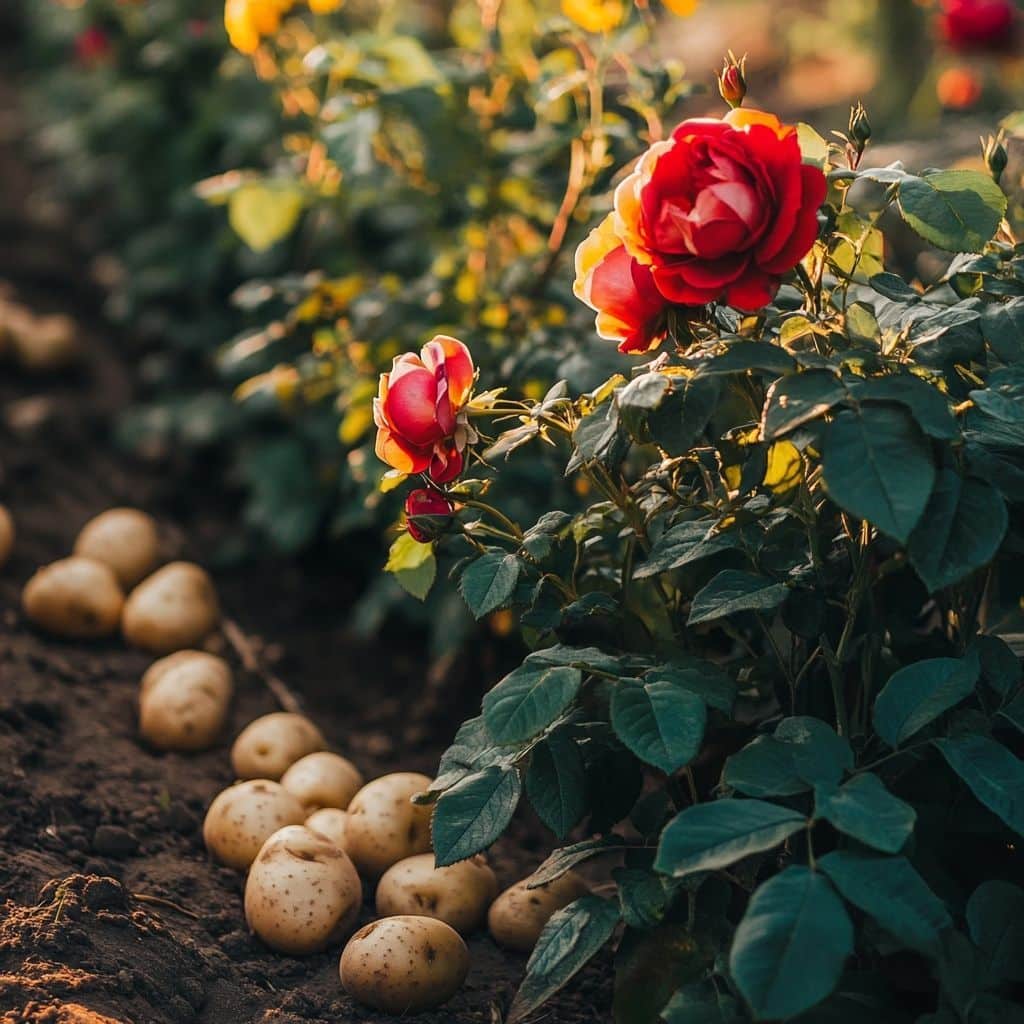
[405,489,455,543]
[612,108,827,312]
[74,26,112,66]
[936,66,984,109]
[374,336,476,484]
[938,0,1015,52]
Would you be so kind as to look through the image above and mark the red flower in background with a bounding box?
[938,0,1015,52]
[614,108,827,312]
[74,26,112,67]
[374,335,476,484]
[405,489,456,543]
[937,66,985,108]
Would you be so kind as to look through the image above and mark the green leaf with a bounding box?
[648,662,736,715]
[647,375,722,456]
[508,895,620,1023]
[729,866,852,1021]
[655,799,806,878]
[611,677,706,774]
[821,405,934,543]
[776,717,854,787]
[431,765,522,866]
[529,836,627,887]
[227,181,305,252]
[483,662,582,744]
[459,550,522,618]
[430,715,514,792]
[975,634,1022,697]
[723,736,809,797]
[814,773,916,853]
[999,691,1024,735]
[687,570,788,626]
[966,880,1024,985]
[694,341,796,377]
[617,373,671,444]
[896,170,1008,253]
[934,734,1024,836]
[762,371,847,440]
[635,520,748,579]
[819,851,951,956]
[661,989,743,1023]
[873,654,980,748]
[907,471,1007,593]
[848,375,959,440]
[526,731,587,839]
[613,868,673,930]
[384,533,437,600]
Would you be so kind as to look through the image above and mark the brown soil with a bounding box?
[0,83,610,1024]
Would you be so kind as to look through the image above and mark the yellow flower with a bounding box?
[224,0,295,54]
[308,0,343,11]
[662,0,699,15]
[561,0,624,33]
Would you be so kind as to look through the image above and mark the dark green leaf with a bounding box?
[762,371,847,440]
[934,734,1024,836]
[849,375,959,440]
[896,170,1007,253]
[661,989,743,1023]
[432,765,522,866]
[693,341,796,378]
[999,692,1024,735]
[635,520,748,579]
[648,662,736,715]
[723,736,809,797]
[687,570,788,626]
[776,717,854,787]
[873,654,980,748]
[618,373,671,444]
[431,715,515,792]
[974,634,1022,697]
[483,662,582,744]
[966,880,1024,985]
[656,799,806,877]
[529,836,627,888]
[646,375,722,456]
[459,550,522,618]
[613,868,672,930]
[508,895,620,1022]
[611,677,706,774]
[729,866,852,1020]
[814,774,916,853]
[819,851,951,956]
[526,731,587,839]
[822,405,934,544]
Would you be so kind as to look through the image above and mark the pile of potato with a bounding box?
[203,710,587,1014]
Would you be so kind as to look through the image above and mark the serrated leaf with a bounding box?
[384,533,437,600]
[814,773,916,853]
[526,731,587,839]
[610,677,706,774]
[896,170,1007,253]
[459,550,521,618]
[934,734,1024,836]
[432,765,522,866]
[528,836,628,888]
[483,662,582,744]
[849,375,959,440]
[635,520,748,579]
[687,570,788,626]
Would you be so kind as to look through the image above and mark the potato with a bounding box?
[487,871,589,952]
[122,561,220,654]
[344,772,433,878]
[12,313,80,372]
[305,808,349,849]
[0,504,13,568]
[74,508,161,588]
[244,825,362,955]
[340,916,470,1013]
[22,556,124,639]
[138,651,233,751]
[202,779,305,869]
[230,712,326,781]
[281,751,363,812]
[0,298,33,358]
[376,854,498,934]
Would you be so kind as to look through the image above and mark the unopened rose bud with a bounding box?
[983,133,1008,184]
[717,53,747,109]
[848,102,871,148]
[405,488,455,543]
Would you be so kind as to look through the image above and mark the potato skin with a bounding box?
[230,712,327,781]
[13,313,80,372]
[74,508,161,588]
[487,871,589,952]
[202,779,305,869]
[244,825,362,955]
[376,854,498,934]
[22,556,124,639]
[0,504,13,568]
[344,773,433,878]
[340,915,470,1013]
[138,651,233,752]
[281,751,364,812]
[305,808,349,849]
[122,561,220,654]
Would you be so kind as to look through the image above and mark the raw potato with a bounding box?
[344,772,433,878]
[487,871,589,952]
[376,854,498,934]
[281,751,363,812]
[12,313,80,372]
[305,808,349,849]
[138,651,233,751]
[202,779,306,869]
[0,504,13,568]
[340,916,470,1013]
[231,712,326,781]
[22,557,124,639]
[74,508,161,588]
[122,561,220,654]
[244,825,362,955]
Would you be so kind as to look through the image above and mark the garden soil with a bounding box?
[0,82,610,1024]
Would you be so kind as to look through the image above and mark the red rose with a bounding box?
[939,0,1015,52]
[405,488,456,543]
[75,26,112,67]
[612,108,827,312]
[573,213,672,353]
[374,335,475,483]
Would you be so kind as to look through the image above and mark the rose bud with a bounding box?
[938,0,1015,53]
[374,336,476,484]
[717,53,747,109]
[405,489,455,543]
[610,108,827,312]
[983,134,1008,183]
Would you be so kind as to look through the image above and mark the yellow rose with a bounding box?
[561,0,624,33]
